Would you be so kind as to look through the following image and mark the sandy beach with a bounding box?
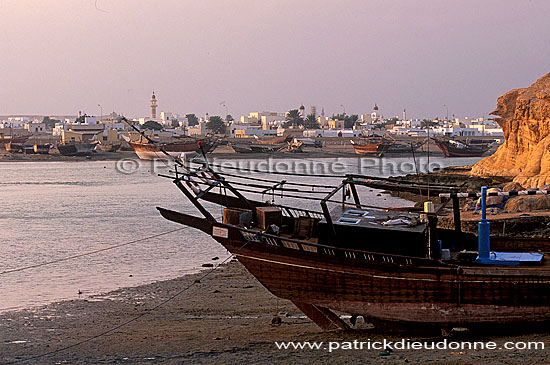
[1,260,549,364]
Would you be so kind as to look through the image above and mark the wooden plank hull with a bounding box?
[128,139,214,160]
[432,138,490,157]
[157,208,550,328]
[219,236,550,327]
[352,143,385,156]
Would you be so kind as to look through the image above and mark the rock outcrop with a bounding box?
[471,72,550,188]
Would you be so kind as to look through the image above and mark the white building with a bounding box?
[188,121,207,136]
[24,122,46,133]
[240,111,282,126]
[160,112,185,125]
[261,115,285,130]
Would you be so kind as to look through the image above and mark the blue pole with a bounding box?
[478,186,490,260]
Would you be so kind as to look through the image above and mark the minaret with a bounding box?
[150,91,157,119]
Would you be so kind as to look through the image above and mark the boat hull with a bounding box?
[352,143,386,156]
[127,140,211,160]
[156,206,550,327]
[57,142,96,156]
[231,242,550,326]
[433,139,490,157]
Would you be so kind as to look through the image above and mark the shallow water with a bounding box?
[0,155,482,312]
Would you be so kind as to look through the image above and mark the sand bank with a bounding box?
[1,260,549,364]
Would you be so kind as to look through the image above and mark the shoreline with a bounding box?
[2,260,549,364]
[0,148,451,163]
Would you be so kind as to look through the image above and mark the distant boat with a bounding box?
[33,144,51,154]
[96,142,121,152]
[57,142,98,156]
[6,142,51,154]
[123,136,215,160]
[352,135,427,155]
[0,136,28,148]
[350,135,391,156]
[432,137,492,157]
[229,140,288,154]
[384,138,428,153]
[5,141,26,153]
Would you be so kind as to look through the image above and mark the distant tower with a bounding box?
[150,91,157,119]
[299,104,305,118]
[373,103,379,111]
[310,106,317,117]
[403,108,406,121]
[321,107,325,118]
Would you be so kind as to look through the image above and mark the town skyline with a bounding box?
[1,1,549,119]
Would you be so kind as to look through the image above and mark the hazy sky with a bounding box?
[1,0,549,119]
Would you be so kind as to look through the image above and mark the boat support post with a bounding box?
[321,183,344,245]
[291,301,351,331]
[349,182,361,209]
[452,196,461,233]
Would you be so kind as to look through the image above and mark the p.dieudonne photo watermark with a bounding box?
[115,156,444,176]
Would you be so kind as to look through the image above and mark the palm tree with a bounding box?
[206,115,226,134]
[303,114,319,129]
[284,109,303,128]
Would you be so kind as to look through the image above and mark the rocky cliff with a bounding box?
[471,72,550,188]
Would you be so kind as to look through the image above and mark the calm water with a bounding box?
[0,155,483,312]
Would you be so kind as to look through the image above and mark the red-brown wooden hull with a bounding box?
[218,236,550,327]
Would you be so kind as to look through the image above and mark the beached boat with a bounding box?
[96,142,121,152]
[229,136,292,154]
[5,141,25,153]
[0,136,28,148]
[123,136,215,160]
[33,143,50,154]
[352,136,427,156]
[6,142,51,154]
[384,138,428,153]
[350,138,388,156]
[156,163,550,330]
[432,137,492,157]
[350,134,394,156]
[57,142,97,156]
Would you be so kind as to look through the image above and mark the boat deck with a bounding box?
[323,206,426,234]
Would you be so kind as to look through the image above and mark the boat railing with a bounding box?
[237,226,442,267]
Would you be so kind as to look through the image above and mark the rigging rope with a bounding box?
[5,238,254,365]
[167,175,417,211]
[0,226,193,276]
[181,168,340,189]
[189,161,348,178]
[179,171,334,195]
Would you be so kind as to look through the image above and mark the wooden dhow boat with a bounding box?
[123,135,216,160]
[350,136,390,156]
[432,137,493,157]
[156,162,550,330]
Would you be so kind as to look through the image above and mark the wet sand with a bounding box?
[1,260,549,364]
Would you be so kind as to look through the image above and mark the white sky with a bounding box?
[0,0,549,119]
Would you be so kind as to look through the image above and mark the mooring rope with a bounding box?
[0,227,188,276]
[5,237,253,365]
